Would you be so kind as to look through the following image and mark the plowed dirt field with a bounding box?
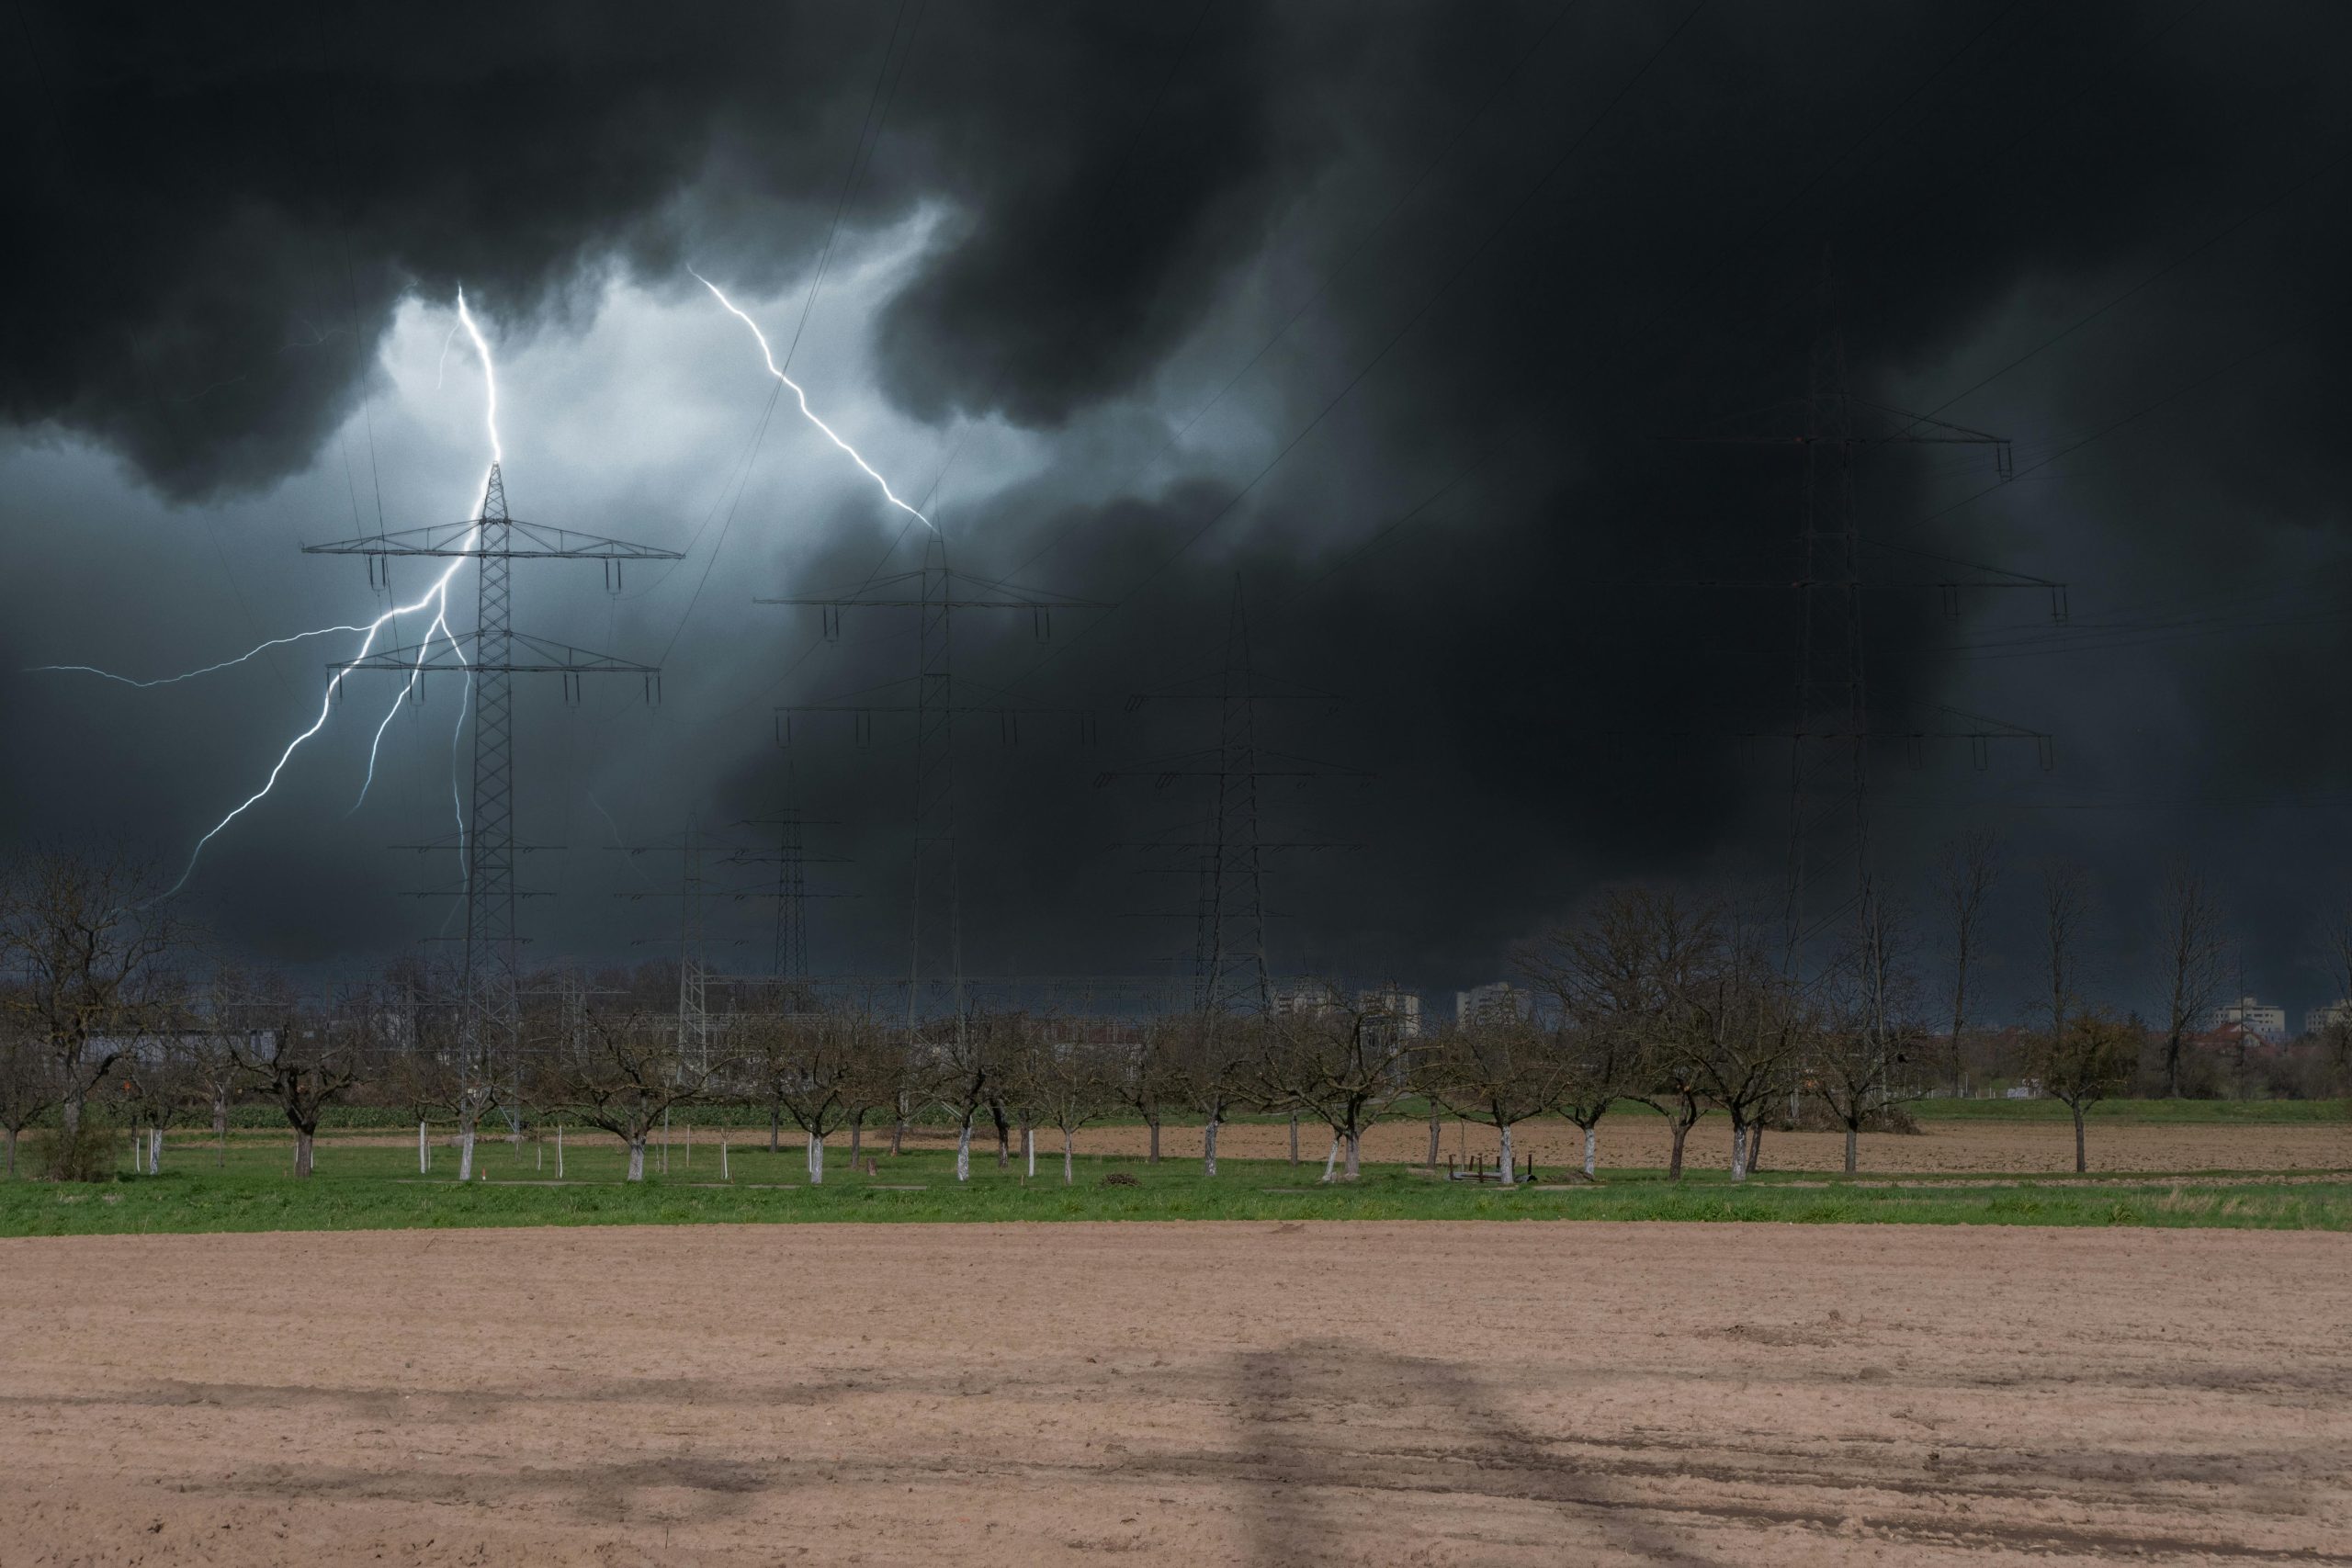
[2,1222,2345,1565]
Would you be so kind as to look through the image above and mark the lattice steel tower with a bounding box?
[1096,579,1363,1019]
[309,464,679,1098]
[762,532,1102,1032]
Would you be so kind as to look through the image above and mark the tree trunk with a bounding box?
[2165,1032,2183,1099]
[1023,1125,1035,1179]
[293,1128,315,1178]
[149,1127,163,1176]
[458,1122,476,1183]
[1062,1127,1075,1185]
[1147,1116,1160,1164]
[1582,1123,1598,1178]
[1668,1118,1690,1180]
[719,1128,729,1181]
[213,1093,228,1167]
[1203,1116,1219,1178]
[1288,1113,1299,1165]
[419,1120,430,1175]
[955,1120,973,1182]
[60,1087,82,1139]
[768,1101,781,1154]
[1497,1123,1515,1186]
[2074,1103,2087,1173]
[849,1111,864,1162]
[556,1124,564,1179]
[993,1103,1010,1168]
[810,1132,825,1185]
[891,1109,905,1156]
[1729,1122,1748,1182]
[1321,1136,1339,1182]
[1427,1113,1441,1168]
[628,1136,646,1181]
[1748,1121,1765,1173]
[1844,1122,1859,1175]
[1344,1129,1361,1180]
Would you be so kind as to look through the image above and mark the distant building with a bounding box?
[2206,996,2287,1046]
[1454,981,1531,1028]
[1272,978,1344,1019]
[2305,1000,2352,1038]
[1354,987,1423,1040]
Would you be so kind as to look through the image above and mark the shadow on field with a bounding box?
[1229,1341,1715,1566]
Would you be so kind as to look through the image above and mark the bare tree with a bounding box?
[743,1011,863,1182]
[1027,1031,1121,1185]
[1931,829,2001,1095]
[226,983,358,1178]
[2154,864,2229,1099]
[2041,859,2092,1044]
[1425,1018,1565,1185]
[2033,1008,2140,1173]
[1519,885,1709,1176]
[542,1006,718,1180]
[1673,918,1804,1183]
[1816,884,1924,1174]
[0,849,185,1139]
[1111,1022,1172,1163]
[1164,1010,1252,1176]
[930,1016,995,1182]
[1257,997,1411,1181]
[0,1022,59,1178]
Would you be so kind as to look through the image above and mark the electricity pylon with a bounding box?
[1095,578,1365,1021]
[311,463,677,1105]
[728,807,855,999]
[1655,273,2056,975]
[760,532,1103,1036]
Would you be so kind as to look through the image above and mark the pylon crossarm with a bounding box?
[304,520,683,559]
[334,629,660,675]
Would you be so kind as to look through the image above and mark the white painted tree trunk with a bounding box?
[955,1122,972,1181]
[458,1126,476,1183]
[810,1132,825,1185]
[293,1129,314,1178]
[1343,1130,1361,1180]
[1729,1123,1748,1182]
[1497,1122,1515,1186]
[1321,1136,1340,1182]
[1203,1117,1220,1177]
[628,1136,647,1181]
[1583,1124,1598,1177]
[1062,1128,1074,1185]
[556,1125,564,1179]
[719,1128,729,1181]
[148,1127,163,1175]
[419,1120,430,1175]
[1024,1127,1035,1179]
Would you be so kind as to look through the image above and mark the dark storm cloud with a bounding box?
[6,1,2350,1007]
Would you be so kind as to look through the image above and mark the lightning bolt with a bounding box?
[154,288,502,897]
[691,270,935,531]
[27,625,375,687]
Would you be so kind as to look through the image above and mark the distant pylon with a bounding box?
[761,534,1104,1038]
[1096,577,1366,1021]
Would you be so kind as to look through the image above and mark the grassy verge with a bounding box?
[3,1134,2346,1236]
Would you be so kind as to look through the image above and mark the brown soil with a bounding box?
[1070,1116,2352,1174]
[2,1223,2345,1566]
[314,1116,2352,1175]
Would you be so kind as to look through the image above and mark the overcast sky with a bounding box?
[3,1,2347,1019]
